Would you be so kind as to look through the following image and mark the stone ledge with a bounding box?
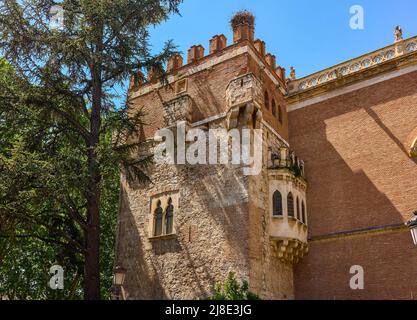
[148,233,177,241]
[288,216,308,227]
[309,223,408,243]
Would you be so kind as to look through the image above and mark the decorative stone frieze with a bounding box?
[275,239,309,265]
[288,35,417,95]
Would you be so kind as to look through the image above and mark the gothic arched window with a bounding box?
[165,198,174,235]
[154,200,163,236]
[301,201,306,224]
[264,91,270,110]
[273,191,283,216]
[287,192,294,218]
[296,197,300,220]
[278,105,283,124]
[272,99,277,117]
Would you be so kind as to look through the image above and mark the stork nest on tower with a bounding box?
[230,10,255,28]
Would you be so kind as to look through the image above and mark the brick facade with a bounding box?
[290,70,417,300]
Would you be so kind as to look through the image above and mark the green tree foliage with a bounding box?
[0,59,118,299]
[0,0,182,299]
[208,272,260,301]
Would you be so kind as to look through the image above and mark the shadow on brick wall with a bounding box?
[290,71,417,300]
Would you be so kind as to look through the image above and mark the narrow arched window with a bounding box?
[264,91,269,110]
[296,197,300,220]
[272,99,277,116]
[278,105,283,124]
[287,192,294,218]
[302,201,306,224]
[273,191,283,216]
[154,200,163,236]
[165,198,174,235]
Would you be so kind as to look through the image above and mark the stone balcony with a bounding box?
[268,147,309,264]
[270,216,308,265]
[268,146,306,179]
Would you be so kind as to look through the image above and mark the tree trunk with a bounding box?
[84,183,101,299]
[84,57,103,300]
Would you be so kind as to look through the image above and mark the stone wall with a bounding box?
[116,106,296,300]
[117,151,251,299]
[117,31,297,300]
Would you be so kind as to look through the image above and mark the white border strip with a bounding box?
[288,64,417,112]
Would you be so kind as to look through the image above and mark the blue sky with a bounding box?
[148,0,417,78]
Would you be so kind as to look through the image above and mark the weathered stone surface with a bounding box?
[117,23,304,301]
[226,73,262,109]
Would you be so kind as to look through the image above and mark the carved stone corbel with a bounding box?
[243,103,255,128]
[226,106,240,130]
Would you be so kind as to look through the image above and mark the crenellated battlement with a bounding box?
[209,34,227,54]
[128,11,287,94]
[187,44,205,64]
[167,54,183,73]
